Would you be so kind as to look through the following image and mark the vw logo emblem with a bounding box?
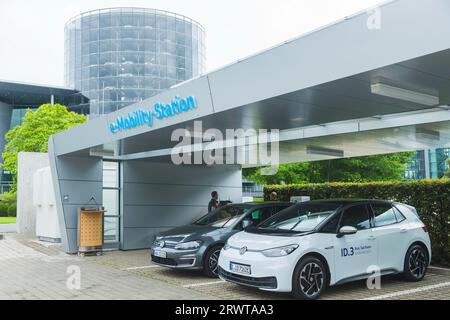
[239,246,247,255]
[159,241,165,248]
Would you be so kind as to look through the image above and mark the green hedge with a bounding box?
[0,192,17,218]
[265,179,450,266]
[0,203,8,217]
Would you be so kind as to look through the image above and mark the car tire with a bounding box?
[203,245,223,278]
[403,244,428,282]
[292,256,327,300]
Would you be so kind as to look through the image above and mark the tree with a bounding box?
[1,104,87,191]
[243,152,414,185]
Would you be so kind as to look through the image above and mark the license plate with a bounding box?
[152,249,167,259]
[230,262,251,275]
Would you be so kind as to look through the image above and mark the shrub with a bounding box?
[7,203,16,217]
[0,203,8,217]
[265,179,450,266]
[1,192,16,218]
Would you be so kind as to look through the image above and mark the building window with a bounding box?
[103,161,120,243]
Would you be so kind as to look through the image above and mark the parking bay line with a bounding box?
[183,280,225,288]
[122,265,162,271]
[362,281,450,300]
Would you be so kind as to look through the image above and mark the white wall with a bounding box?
[17,152,49,235]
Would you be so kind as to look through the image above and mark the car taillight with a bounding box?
[422,225,429,233]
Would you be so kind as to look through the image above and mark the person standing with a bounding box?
[208,191,219,212]
[269,192,278,201]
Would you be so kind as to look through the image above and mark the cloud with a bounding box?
[0,0,385,86]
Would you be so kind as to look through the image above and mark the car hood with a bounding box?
[228,231,302,251]
[157,224,227,242]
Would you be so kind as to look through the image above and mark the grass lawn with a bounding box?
[0,217,16,224]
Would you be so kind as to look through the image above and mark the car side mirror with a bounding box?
[242,220,253,229]
[337,226,358,238]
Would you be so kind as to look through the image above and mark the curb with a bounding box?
[429,266,450,276]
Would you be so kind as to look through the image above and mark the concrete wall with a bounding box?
[49,131,242,253]
[48,137,103,253]
[16,152,50,235]
[121,161,242,250]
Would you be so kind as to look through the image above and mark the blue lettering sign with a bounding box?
[108,96,197,134]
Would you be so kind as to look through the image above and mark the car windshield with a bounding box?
[194,205,251,228]
[257,202,342,233]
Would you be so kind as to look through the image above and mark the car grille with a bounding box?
[219,267,277,289]
[153,240,177,249]
[151,256,178,266]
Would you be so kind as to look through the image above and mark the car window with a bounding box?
[194,205,250,228]
[393,206,406,222]
[371,203,398,227]
[259,202,341,233]
[249,206,282,226]
[320,213,340,234]
[276,205,290,213]
[340,204,371,230]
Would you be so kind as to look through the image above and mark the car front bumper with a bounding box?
[150,246,205,270]
[218,247,296,292]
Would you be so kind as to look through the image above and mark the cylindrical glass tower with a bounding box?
[65,8,206,116]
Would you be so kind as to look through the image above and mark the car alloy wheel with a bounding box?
[204,245,223,278]
[209,249,221,276]
[299,262,324,298]
[292,256,327,300]
[408,247,427,280]
[403,244,428,282]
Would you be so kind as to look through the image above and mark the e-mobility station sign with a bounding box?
[108,95,197,134]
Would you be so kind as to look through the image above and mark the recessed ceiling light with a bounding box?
[371,83,439,106]
[306,145,344,158]
[415,128,440,141]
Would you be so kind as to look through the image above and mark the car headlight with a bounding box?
[261,245,299,257]
[174,240,203,250]
[223,242,231,251]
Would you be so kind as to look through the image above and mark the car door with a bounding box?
[369,203,409,272]
[333,204,378,283]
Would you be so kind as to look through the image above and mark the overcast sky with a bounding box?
[0,0,384,87]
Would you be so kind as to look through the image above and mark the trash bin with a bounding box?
[77,206,105,257]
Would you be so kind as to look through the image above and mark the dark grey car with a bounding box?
[151,202,293,277]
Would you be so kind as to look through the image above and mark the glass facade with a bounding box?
[404,150,426,180]
[429,148,450,178]
[65,8,206,116]
[404,148,450,180]
[9,109,29,128]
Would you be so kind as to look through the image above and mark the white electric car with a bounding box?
[218,200,431,300]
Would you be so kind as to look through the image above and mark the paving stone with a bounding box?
[1,234,449,300]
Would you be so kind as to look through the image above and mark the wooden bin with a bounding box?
[77,207,105,256]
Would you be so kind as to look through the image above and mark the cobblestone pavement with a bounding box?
[0,235,210,300]
[1,234,449,300]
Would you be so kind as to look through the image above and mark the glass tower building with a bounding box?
[65,8,206,116]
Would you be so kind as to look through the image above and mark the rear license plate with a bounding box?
[152,249,167,259]
[230,262,251,275]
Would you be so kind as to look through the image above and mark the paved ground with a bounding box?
[0,234,449,300]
